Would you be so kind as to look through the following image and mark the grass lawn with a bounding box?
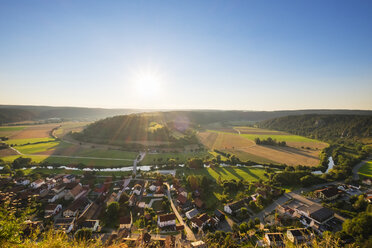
[358,161,372,178]
[15,141,61,154]
[141,151,210,165]
[71,148,138,160]
[179,166,268,182]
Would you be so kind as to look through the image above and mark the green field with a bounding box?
[4,137,56,146]
[141,150,210,165]
[180,166,268,182]
[0,126,26,132]
[358,161,372,178]
[1,154,134,167]
[15,168,134,177]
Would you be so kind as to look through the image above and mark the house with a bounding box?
[133,184,142,195]
[177,187,188,198]
[191,213,210,231]
[136,232,152,247]
[264,233,284,247]
[214,209,225,221]
[119,216,132,229]
[366,191,372,203]
[17,178,30,186]
[186,208,199,219]
[64,183,85,200]
[177,194,187,205]
[193,198,204,209]
[149,184,156,192]
[315,187,340,201]
[54,217,75,233]
[31,179,45,189]
[296,204,334,225]
[44,204,62,218]
[224,200,245,215]
[63,174,76,184]
[362,178,372,185]
[190,241,206,248]
[287,228,313,244]
[158,213,176,228]
[155,186,165,196]
[180,200,193,212]
[80,220,100,232]
[128,194,137,206]
[63,197,92,217]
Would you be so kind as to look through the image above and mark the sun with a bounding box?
[132,68,163,97]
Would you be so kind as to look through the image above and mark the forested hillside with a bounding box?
[259,115,372,141]
[72,113,199,148]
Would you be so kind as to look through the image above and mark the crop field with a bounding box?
[0,122,137,167]
[358,161,372,178]
[180,166,268,182]
[141,150,210,165]
[197,127,328,166]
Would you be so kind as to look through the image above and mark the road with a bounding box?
[133,151,146,176]
[165,183,196,241]
[352,157,372,180]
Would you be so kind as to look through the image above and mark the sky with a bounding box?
[0,0,371,110]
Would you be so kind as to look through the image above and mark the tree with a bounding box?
[14,170,24,178]
[74,228,92,241]
[12,157,31,170]
[342,212,372,241]
[187,158,203,169]
[106,202,120,223]
[2,165,11,175]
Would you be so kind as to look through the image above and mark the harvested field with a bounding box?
[10,123,61,139]
[54,122,90,138]
[0,148,19,156]
[198,127,327,167]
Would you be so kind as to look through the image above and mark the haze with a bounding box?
[0,0,372,110]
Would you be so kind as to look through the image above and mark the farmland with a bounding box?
[0,122,137,167]
[141,150,210,165]
[180,166,268,182]
[358,161,372,178]
[197,126,328,166]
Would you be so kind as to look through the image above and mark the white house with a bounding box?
[157,213,176,228]
[133,184,142,196]
[17,179,30,186]
[265,233,284,247]
[44,204,62,218]
[224,200,244,215]
[64,184,85,201]
[149,184,156,192]
[186,208,199,220]
[31,179,45,189]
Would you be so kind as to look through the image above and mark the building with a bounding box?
[158,213,176,228]
[177,194,187,205]
[80,220,100,232]
[315,187,340,201]
[133,184,142,195]
[54,217,75,233]
[44,204,62,218]
[64,183,85,200]
[31,179,45,189]
[190,241,206,248]
[193,198,204,209]
[224,200,245,215]
[63,197,92,217]
[186,208,199,220]
[287,228,313,244]
[296,204,334,225]
[214,209,225,221]
[191,213,210,231]
[264,233,284,247]
[119,216,132,229]
[63,174,76,184]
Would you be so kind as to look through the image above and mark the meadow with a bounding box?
[197,126,328,166]
[141,150,210,165]
[358,161,372,178]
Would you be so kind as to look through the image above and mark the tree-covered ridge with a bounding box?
[259,114,372,141]
[72,113,198,147]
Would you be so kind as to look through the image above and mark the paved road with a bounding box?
[133,151,146,176]
[165,183,196,241]
[352,157,372,180]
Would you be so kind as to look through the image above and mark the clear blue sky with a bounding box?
[0,0,371,110]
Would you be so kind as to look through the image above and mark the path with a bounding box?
[133,151,146,176]
[352,157,372,180]
[165,183,196,241]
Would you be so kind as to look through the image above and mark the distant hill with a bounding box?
[1,104,371,125]
[258,114,372,141]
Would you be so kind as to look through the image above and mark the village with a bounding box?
[1,168,371,247]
